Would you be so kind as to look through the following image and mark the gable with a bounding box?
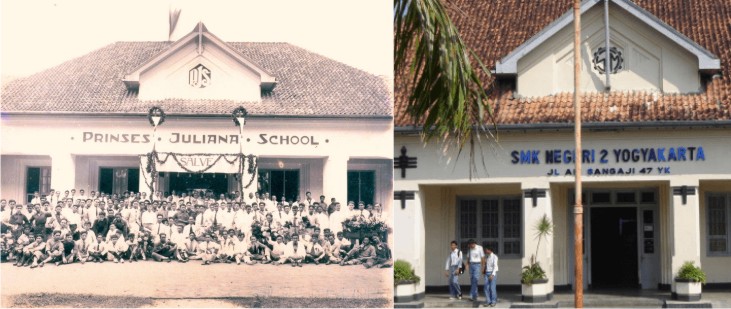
[123,23,276,102]
[495,0,720,98]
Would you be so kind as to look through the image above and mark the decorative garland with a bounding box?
[141,152,258,192]
[147,106,166,127]
[232,106,248,127]
[243,155,257,189]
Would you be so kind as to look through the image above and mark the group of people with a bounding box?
[444,239,499,307]
[0,188,392,269]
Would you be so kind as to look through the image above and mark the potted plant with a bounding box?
[674,261,706,301]
[394,259,421,305]
[521,214,552,303]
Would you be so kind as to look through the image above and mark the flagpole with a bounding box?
[573,0,584,308]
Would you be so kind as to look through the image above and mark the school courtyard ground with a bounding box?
[0,262,391,307]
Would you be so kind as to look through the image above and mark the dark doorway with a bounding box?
[347,170,375,205]
[98,168,140,195]
[258,169,299,202]
[590,207,638,288]
[168,172,230,197]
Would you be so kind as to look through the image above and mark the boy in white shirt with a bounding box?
[106,233,129,263]
[89,234,108,263]
[285,235,306,267]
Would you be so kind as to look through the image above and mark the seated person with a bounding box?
[198,234,220,265]
[185,232,200,260]
[89,234,108,263]
[126,232,144,262]
[20,234,45,267]
[340,237,376,267]
[266,235,288,265]
[106,233,129,263]
[150,233,176,262]
[304,235,327,265]
[284,235,306,267]
[13,227,32,266]
[75,230,91,264]
[371,235,392,268]
[245,235,270,265]
[40,230,64,267]
[60,233,77,264]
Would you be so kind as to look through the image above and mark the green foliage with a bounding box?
[522,215,553,285]
[676,261,707,285]
[394,259,421,284]
[394,0,496,177]
[531,214,554,265]
[521,262,547,285]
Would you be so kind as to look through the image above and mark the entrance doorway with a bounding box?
[590,207,638,288]
[258,169,300,202]
[168,172,230,197]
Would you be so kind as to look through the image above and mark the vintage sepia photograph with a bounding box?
[1,0,393,307]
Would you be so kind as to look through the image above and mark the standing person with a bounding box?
[444,241,463,300]
[482,247,499,307]
[466,239,485,302]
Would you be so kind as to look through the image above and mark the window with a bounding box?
[347,170,375,205]
[458,196,522,257]
[707,193,731,256]
[258,169,299,202]
[26,167,51,203]
[98,168,139,195]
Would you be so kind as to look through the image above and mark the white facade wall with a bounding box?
[1,115,393,212]
[517,4,700,97]
[394,128,731,289]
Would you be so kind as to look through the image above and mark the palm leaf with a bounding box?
[395,0,497,178]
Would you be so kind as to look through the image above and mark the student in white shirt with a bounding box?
[466,239,485,302]
[444,241,463,300]
[482,247,499,307]
[285,236,306,267]
[231,233,248,265]
[75,230,91,264]
[106,233,129,263]
[89,234,108,263]
[267,235,288,265]
[199,234,220,265]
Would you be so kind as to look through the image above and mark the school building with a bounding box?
[1,23,393,213]
[394,0,731,302]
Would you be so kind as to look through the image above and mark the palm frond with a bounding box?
[394,0,497,178]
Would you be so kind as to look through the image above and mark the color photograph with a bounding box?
[394,0,731,308]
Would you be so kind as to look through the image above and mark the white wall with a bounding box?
[395,128,731,287]
[517,3,700,97]
[699,180,731,283]
[0,155,52,202]
[138,38,262,102]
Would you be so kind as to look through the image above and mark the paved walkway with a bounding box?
[424,289,731,308]
[1,262,390,300]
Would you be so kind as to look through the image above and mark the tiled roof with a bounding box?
[2,42,392,117]
[395,0,731,127]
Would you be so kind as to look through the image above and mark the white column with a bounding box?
[521,181,554,294]
[394,189,425,297]
[669,178,701,293]
[51,153,76,193]
[322,156,348,205]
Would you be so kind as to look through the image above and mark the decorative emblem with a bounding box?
[592,47,623,74]
[232,106,248,127]
[147,106,166,127]
[188,64,211,88]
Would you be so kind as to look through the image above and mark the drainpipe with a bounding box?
[604,0,611,91]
